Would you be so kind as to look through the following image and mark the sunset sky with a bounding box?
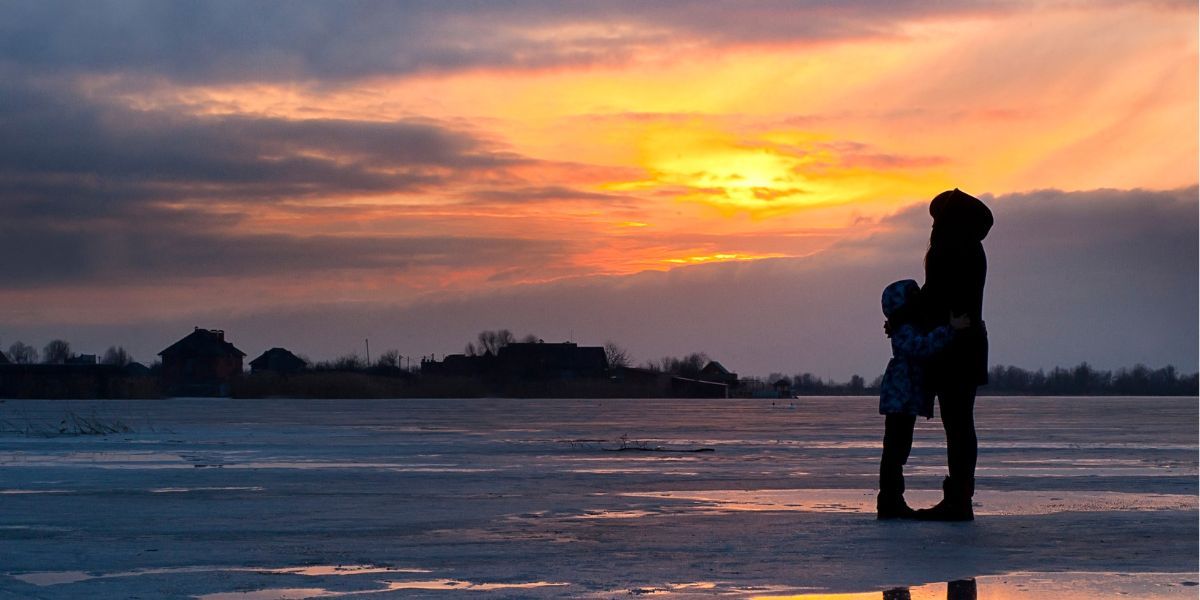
[0,1,1196,377]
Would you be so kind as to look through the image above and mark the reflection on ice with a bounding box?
[150,486,265,493]
[12,571,94,586]
[259,565,431,576]
[381,579,568,591]
[199,588,334,600]
[751,572,1199,599]
[11,564,429,587]
[0,451,494,472]
[620,488,1196,516]
[196,579,568,599]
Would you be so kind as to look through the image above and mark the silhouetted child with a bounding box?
[877,279,970,519]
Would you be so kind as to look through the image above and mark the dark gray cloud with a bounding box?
[463,186,633,206]
[7,187,1194,378]
[0,75,632,289]
[0,75,575,286]
[3,1,1188,84]
[0,77,526,218]
[0,211,572,287]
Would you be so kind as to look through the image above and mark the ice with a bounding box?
[0,396,1194,598]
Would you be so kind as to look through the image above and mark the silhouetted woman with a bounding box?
[914,189,992,521]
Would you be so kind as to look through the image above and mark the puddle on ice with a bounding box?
[199,588,334,600]
[380,579,568,591]
[13,571,95,586]
[781,441,1199,451]
[0,452,495,472]
[150,486,265,493]
[909,463,1196,478]
[260,565,431,576]
[569,509,658,519]
[748,572,1199,599]
[196,580,568,599]
[615,581,724,595]
[11,564,563,598]
[11,564,429,587]
[619,488,1196,516]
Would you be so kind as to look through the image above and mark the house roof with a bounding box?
[700,361,731,375]
[159,328,246,358]
[249,347,305,368]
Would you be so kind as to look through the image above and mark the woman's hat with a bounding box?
[929,188,993,241]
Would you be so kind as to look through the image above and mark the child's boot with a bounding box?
[877,469,915,519]
[876,492,915,519]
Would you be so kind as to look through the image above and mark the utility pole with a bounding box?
[365,338,371,366]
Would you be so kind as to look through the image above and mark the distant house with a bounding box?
[421,341,607,381]
[608,366,728,398]
[65,354,97,365]
[698,361,739,388]
[249,348,307,374]
[772,378,793,398]
[124,362,152,377]
[159,327,245,396]
[496,342,607,380]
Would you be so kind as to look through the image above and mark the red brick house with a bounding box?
[159,328,245,396]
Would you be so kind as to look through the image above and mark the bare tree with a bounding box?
[651,352,709,377]
[376,349,400,368]
[478,329,515,355]
[42,339,71,364]
[465,330,538,356]
[7,341,37,364]
[603,341,630,368]
[315,353,366,371]
[101,346,132,366]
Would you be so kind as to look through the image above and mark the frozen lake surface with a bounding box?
[0,396,1196,598]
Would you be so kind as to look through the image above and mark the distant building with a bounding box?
[772,378,793,398]
[65,354,97,365]
[698,361,739,388]
[496,342,607,380]
[124,362,152,377]
[421,341,607,381]
[159,327,245,396]
[249,348,307,374]
[421,351,493,378]
[607,366,729,398]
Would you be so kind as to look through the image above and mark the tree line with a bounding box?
[4,340,134,367]
[6,331,1196,396]
[753,362,1198,396]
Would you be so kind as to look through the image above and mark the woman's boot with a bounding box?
[913,477,974,521]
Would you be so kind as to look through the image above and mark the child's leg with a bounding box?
[880,413,917,498]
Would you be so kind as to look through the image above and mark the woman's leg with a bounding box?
[915,385,977,520]
[938,385,978,484]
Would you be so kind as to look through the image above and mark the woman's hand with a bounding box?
[950,313,971,330]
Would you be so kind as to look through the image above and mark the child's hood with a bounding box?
[882,279,920,318]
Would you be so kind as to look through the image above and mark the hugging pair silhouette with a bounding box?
[877,189,992,521]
